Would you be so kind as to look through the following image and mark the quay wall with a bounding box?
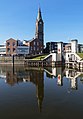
[0,56,24,65]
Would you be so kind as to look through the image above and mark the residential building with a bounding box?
[23,38,43,55]
[6,38,17,56]
[45,42,57,53]
[71,39,78,53]
[16,40,29,56]
[0,45,6,56]
[45,41,65,54]
[65,43,71,53]
[78,44,83,53]
[64,39,78,53]
[16,46,30,56]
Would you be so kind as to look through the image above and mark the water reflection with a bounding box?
[0,66,83,114]
[0,66,83,90]
[45,67,64,86]
[0,66,44,112]
[65,69,83,90]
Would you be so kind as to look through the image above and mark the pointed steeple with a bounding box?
[37,7,42,21]
[35,7,44,47]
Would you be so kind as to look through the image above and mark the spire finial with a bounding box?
[37,6,42,21]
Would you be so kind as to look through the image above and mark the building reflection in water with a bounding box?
[0,66,44,112]
[0,66,83,111]
[65,69,79,90]
[45,67,64,86]
[44,67,83,90]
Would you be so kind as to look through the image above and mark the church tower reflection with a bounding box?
[36,70,44,112]
[27,68,44,112]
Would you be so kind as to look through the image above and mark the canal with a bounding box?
[0,66,83,119]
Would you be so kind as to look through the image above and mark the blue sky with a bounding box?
[0,0,83,45]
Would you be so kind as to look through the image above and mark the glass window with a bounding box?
[31,47,32,50]
[37,47,39,51]
[34,47,36,51]
[7,42,10,46]
[34,41,36,45]
[37,42,39,46]
[13,42,15,46]
[13,48,16,52]
[7,48,10,52]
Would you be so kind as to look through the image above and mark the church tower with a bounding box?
[35,7,44,46]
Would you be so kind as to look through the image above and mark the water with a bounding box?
[0,66,83,119]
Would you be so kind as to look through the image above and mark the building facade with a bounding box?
[24,38,43,55]
[64,39,78,53]
[0,45,6,56]
[6,37,43,56]
[6,38,17,56]
[45,42,57,53]
[78,44,83,53]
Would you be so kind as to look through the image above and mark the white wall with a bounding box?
[71,40,78,53]
[0,46,6,55]
[52,53,56,61]
[57,43,62,54]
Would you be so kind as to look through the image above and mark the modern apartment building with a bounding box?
[78,44,83,53]
[0,45,6,56]
[45,42,57,53]
[64,39,78,53]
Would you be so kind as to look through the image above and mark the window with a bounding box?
[37,47,39,51]
[31,47,32,51]
[13,42,15,46]
[7,48,10,52]
[0,48,6,52]
[39,22,42,24]
[34,41,36,45]
[7,42,10,46]
[34,47,36,51]
[13,48,16,52]
[37,42,39,46]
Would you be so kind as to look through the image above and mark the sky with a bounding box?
[0,0,83,45]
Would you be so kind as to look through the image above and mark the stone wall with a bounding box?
[0,56,24,65]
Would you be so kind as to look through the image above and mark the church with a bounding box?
[6,7,44,56]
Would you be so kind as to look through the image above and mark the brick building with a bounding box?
[5,7,44,56]
[23,38,43,55]
[6,38,17,56]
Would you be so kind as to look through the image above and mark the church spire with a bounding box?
[35,7,44,47]
[37,7,42,21]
